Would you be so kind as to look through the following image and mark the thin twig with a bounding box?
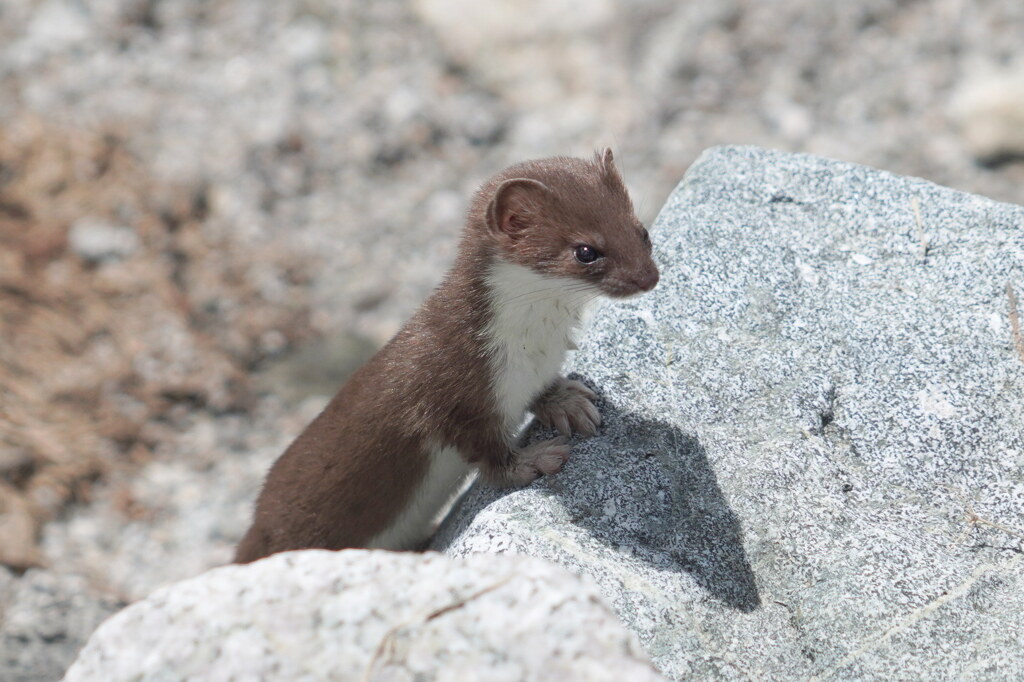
[945,485,1024,549]
[1007,282,1024,364]
[910,197,929,264]
[361,576,513,681]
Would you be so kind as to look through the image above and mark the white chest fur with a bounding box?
[366,263,595,550]
[484,261,598,432]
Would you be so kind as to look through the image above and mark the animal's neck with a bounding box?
[483,259,599,429]
[485,260,594,337]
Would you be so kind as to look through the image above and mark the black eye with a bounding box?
[641,227,650,245]
[574,244,602,264]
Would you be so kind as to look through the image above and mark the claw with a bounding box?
[532,377,602,439]
[567,379,598,401]
[520,436,571,477]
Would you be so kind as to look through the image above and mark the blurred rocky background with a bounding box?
[1,0,1023,679]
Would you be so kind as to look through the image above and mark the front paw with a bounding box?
[532,378,601,437]
[508,436,571,485]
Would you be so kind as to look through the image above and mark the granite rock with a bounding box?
[434,146,1024,680]
[62,550,664,682]
[0,568,122,682]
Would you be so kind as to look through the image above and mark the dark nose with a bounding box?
[633,268,659,292]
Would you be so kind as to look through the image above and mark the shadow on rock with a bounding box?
[436,383,761,613]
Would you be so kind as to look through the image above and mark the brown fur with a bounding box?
[234,150,657,563]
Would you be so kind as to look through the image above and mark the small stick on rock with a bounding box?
[361,576,513,681]
[910,197,929,264]
[946,485,1024,549]
[1008,282,1024,364]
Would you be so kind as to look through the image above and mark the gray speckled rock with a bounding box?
[434,146,1024,680]
[62,550,664,682]
[0,568,122,682]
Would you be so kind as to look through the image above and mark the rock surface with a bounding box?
[434,146,1024,680]
[62,550,664,682]
[0,568,122,682]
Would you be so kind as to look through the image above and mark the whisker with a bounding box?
[637,192,654,224]
[503,284,598,311]
[495,282,596,307]
[499,286,601,313]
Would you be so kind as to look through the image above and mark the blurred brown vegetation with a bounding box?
[0,118,314,570]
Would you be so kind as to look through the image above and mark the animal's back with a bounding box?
[234,344,432,562]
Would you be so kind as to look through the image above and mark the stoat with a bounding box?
[235,149,659,562]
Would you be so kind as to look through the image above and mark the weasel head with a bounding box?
[476,149,659,299]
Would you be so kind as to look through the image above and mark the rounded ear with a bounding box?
[486,178,551,238]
